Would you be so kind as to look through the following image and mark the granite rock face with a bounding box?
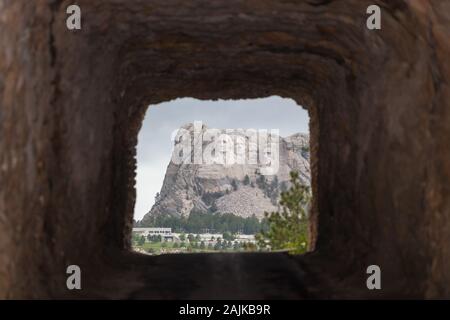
[141,123,310,221]
[0,0,449,299]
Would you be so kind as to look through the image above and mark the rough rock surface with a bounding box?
[215,186,279,219]
[0,0,449,299]
[141,123,309,221]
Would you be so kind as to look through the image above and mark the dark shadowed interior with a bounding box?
[0,0,449,299]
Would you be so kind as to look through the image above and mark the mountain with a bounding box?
[139,123,310,224]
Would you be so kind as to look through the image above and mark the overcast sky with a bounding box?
[134,96,310,220]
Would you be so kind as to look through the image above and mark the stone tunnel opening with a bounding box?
[131,96,315,255]
[1,0,449,299]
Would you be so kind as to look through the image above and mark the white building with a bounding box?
[133,228,173,241]
[133,228,256,245]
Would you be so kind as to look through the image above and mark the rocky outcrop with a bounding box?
[214,186,279,219]
[141,123,309,221]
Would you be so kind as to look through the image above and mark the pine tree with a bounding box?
[256,171,310,254]
[256,175,266,190]
[138,235,146,246]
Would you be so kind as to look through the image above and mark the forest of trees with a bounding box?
[136,211,269,235]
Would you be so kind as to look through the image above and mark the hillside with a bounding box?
[139,123,310,224]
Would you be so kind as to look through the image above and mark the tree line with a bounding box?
[136,211,269,235]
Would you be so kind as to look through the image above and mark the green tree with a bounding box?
[200,241,206,249]
[268,176,279,204]
[223,232,235,241]
[301,145,309,157]
[243,242,257,251]
[147,235,160,242]
[209,202,218,213]
[243,175,250,185]
[132,232,141,244]
[243,214,259,234]
[256,175,266,190]
[271,176,279,189]
[187,233,195,243]
[280,181,288,193]
[231,179,238,191]
[179,233,186,241]
[256,171,310,254]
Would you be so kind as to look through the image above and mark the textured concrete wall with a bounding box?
[0,0,449,298]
